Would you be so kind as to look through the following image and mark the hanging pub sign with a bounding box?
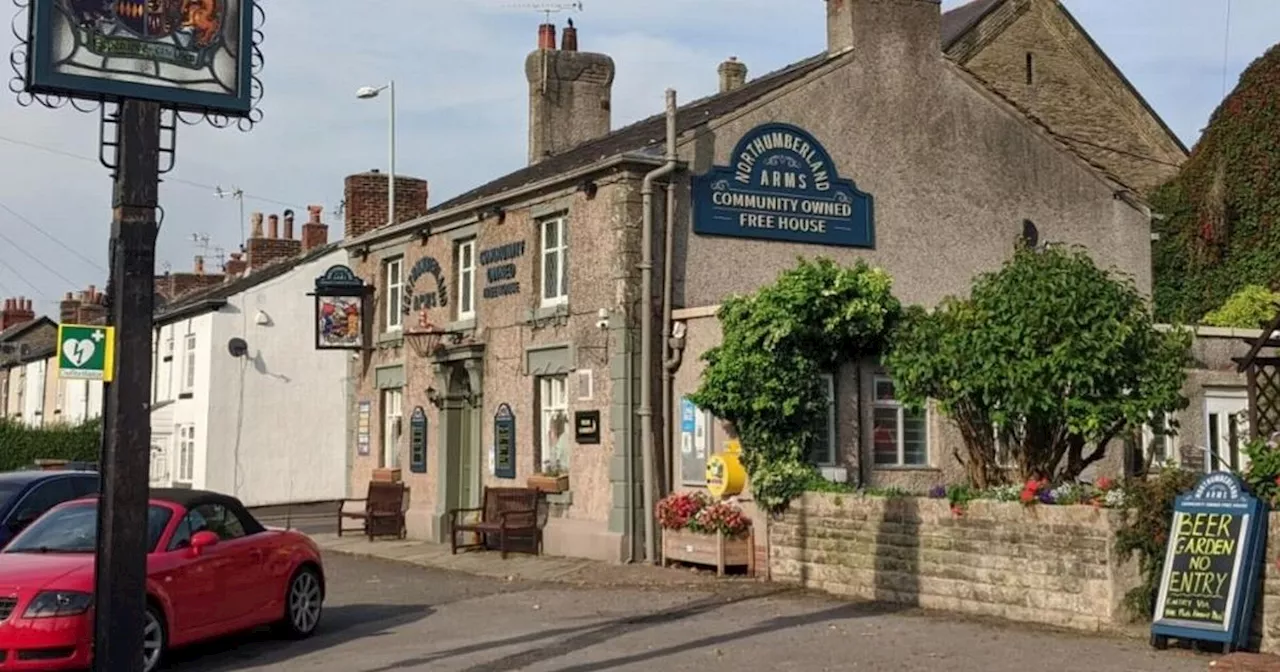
[494,403,516,479]
[309,265,370,350]
[406,256,448,312]
[692,122,874,248]
[23,0,257,116]
[408,406,427,474]
[1150,471,1267,653]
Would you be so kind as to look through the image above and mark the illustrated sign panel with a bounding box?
[692,122,874,248]
[357,401,372,456]
[311,265,368,351]
[409,406,427,474]
[26,0,255,115]
[1151,471,1266,650]
[494,403,516,479]
[57,324,115,382]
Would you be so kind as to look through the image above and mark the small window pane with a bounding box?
[874,379,895,401]
[903,410,928,465]
[872,407,899,465]
[544,220,559,249]
[543,253,559,299]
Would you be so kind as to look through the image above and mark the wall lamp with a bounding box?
[426,386,444,409]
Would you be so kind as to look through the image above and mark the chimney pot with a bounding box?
[283,209,295,239]
[537,23,557,50]
[3,298,10,311]
[561,20,578,51]
[194,256,205,275]
[267,214,279,239]
[250,212,264,238]
[307,204,323,224]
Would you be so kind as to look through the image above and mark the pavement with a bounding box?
[169,512,1216,671]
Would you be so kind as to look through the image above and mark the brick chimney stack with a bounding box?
[301,205,329,252]
[246,211,303,271]
[825,0,940,69]
[343,169,430,241]
[525,19,615,165]
[718,56,748,93]
[224,250,247,278]
[1,297,35,331]
[57,286,106,325]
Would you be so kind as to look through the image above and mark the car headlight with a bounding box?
[23,591,93,619]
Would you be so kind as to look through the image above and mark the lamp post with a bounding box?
[356,81,396,228]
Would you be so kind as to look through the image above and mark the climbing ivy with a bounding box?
[687,258,901,514]
[1153,43,1280,324]
[1201,284,1280,328]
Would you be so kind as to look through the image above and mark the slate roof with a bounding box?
[155,242,341,324]
[418,1,1157,222]
[0,316,55,343]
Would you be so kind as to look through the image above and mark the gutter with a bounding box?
[637,89,678,565]
[344,153,671,251]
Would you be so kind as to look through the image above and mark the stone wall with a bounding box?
[771,493,1280,650]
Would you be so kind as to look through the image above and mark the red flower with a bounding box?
[1096,477,1113,492]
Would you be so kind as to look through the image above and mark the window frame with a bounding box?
[539,216,568,308]
[382,388,403,469]
[176,424,195,483]
[870,375,929,468]
[456,238,476,320]
[537,374,569,471]
[385,256,404,332]
[181,333,196,394]
[808,374,837,467]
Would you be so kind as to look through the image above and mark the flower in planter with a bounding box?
[656,490,711,531]
[1020,478,1050,506]
[691,500,751,539]
[927,484,947,499]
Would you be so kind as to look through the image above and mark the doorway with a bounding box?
[432,352,484,542]
[1204,389,1249,473]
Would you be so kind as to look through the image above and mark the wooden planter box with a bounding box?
[661,527,755,577]
[527,474,569,493]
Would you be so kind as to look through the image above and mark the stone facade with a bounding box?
[945,0,1187,194]
[773,493,1280,651]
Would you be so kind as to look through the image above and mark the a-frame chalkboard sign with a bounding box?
[1150,471,1268,653]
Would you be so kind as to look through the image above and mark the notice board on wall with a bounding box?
[1150,471,1267,652]
[679,397,711,485]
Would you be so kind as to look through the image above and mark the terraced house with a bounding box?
[340,0,1200,564]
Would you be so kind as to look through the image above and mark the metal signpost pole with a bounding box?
[93,98,161,672]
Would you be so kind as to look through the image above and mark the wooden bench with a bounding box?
[337,480,407,541]
[449,487,541,558]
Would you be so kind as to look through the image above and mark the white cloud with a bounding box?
[0,0,1276,314]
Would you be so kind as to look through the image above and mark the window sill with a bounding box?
[525,303,570,324]
[446,318,476,333]
[377,331,405,348]
[871,465,939,472]
[818,466,849,483]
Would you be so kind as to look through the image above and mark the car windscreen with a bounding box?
[4,502,174,554]
[0,481,24,513]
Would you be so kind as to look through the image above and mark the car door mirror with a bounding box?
[188,530,219,557]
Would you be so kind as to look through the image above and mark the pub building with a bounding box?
[341,0,1190,564]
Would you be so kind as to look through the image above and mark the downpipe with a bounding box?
[661,179,684,494]
[638,88,678,564]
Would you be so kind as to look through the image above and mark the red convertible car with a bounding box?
[0,489,325,671]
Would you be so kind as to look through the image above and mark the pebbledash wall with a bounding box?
[769,493,1280,651]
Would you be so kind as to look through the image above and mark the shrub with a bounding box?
[1113,468,1201,619]
[0,418,100,472]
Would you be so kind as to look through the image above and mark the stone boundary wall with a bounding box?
[770,493,1280,649]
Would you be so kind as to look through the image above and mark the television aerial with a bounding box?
[503,1,583,24]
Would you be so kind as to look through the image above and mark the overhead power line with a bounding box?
[0,199,107,273]
[0,225,84,289]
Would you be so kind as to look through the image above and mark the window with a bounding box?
[163,336,174,361]
[1142,413,1177,467]
[11,477,77,524]
[385,257,404,331]
[537,375,569,471]
[871,376,928,467]
[176,424,195,483]
[456,239,476,320]
[181,334,196,394]
[540,216,568,307]
[167,503,250,551]
[807,374,837,466]
[382,388,403,469]
[8,503,172,554]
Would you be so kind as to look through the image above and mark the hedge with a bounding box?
[0,418,101,472]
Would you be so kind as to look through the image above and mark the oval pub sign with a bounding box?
[692,122,874,248]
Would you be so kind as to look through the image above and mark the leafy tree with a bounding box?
[688,258,901,513]
[1201,284,1280,328]
[885,244,1191,487]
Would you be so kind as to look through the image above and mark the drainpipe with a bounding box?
[639,89,678,564]
[661,179,684,494]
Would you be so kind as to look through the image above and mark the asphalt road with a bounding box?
[169,551,1209,672]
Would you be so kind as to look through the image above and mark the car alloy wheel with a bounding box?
[142,607,165,672]
[287,568,323,637]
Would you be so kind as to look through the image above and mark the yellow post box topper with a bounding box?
[706,439,747,498]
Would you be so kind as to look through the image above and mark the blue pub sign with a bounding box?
[1150,471,1267,653]
[691,123,874,248]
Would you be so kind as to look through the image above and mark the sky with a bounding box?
[0,0,1277,318]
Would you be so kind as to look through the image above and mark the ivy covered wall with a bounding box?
[1152,42,1280,324]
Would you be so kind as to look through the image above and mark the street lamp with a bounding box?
[356,81,396,229]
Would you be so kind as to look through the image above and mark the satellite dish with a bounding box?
[227,337,249,358]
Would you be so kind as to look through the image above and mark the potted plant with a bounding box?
[528,459,570,494]
[656,491,755,576]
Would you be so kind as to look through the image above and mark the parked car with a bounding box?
[0,489,325,672]
[0,470,98,549]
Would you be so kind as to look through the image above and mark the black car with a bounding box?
[0,470,99,549]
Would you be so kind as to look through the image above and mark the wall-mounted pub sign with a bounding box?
[1150,471,1266,653]
[574,410,600,445]
[310,265,370,350]
[494,403,516,479]
[692,122,874,248]
[479,241,525,300]
[406,256,449,312]
[409,406,428,474]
